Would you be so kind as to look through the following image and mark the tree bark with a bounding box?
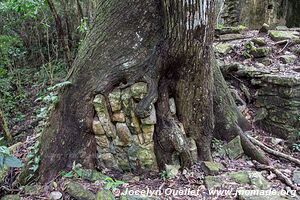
[38,0,243,183]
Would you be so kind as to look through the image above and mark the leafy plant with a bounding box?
[159,170,172,181]
[104,177,125,190]
[0,146,23,168]
[293,143,300,152]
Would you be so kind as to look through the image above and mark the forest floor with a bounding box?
[1,27,300,200]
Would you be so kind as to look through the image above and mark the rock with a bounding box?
[204,176,222,190]
[248,171,270,189]
[79,169,107,182]
[128,144,156,170]
[66,181,96,200]
[224,135,244,159]
[259,23,269,33]
[214,43,233,54]
[252,38,266,46]
[227,171,250,184]
[108,89,122,112]
[269,30,300,41]
[96,190,115,200]
[99,153,117,168]
[1,194,20,200]
[292,169,300,184]
[96,135,110,148]
[276,26,289,31]
[94,94,117,138]
[112,112,126,122]
[169,98,176,115]
[141,125,154,143]
[201,161,224,175]
[129,110,142,135]
[131,82,147,100]
[93,119,106,135]
[165,164,180,179]
[116,123,131,146]
[250,47,271,58]
[50,191,62,200]
[188,138,198,162]
[141,105,156,125]
[279,55,297,64]
[219,34,245,41]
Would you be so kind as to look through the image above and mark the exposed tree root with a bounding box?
[254,161,300,193]
[233,125,270,165]
[154,77,192,170]
[247,133,300,167]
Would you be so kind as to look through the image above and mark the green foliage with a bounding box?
[159,170,172,181]
[0,146,23,168]
[293,143,300,152]
[0,0,45,19]
[104,177,125,191]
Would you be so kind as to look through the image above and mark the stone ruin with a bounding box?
[217,0,300,29]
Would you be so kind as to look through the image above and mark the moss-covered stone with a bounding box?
[204,176,223,190]
[224,136,244,159]
[214,43,233,54]
[96,190,115,200]
[269,30,300,41]
[227,171,250,184]
[250,47,270,58]
[201,161,224,175]
[66,181,96,200]
[279,55,297,64]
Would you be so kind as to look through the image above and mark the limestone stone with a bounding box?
[204,176,222,190]
[224,135,244,159]
[248,171,270,189]
[214,43,233,54]
[259,23,269,33]
[169,98,176,115]
[116,123,131,146]
[96,135,110,148]
[201,161,224,175]
[165,164,180,179]
[269,31,300,42]
[96,190,115,200]
[66,181,96,200]
[129,110,142,135]
[227,171,250,184]
[250,47,271,58]
[141,125,154,143]
[49,191,62,200]
[141,105,156,125]
[252,38,266,46]
[219,34,245,41]
[128,144,156,170]
[108,89,122,112]
[100,153,117,168]
[112,112,126,122]
[94,94,116,138]
[131,82,147,100]
[92,119,105,135]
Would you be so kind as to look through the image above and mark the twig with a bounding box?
[254,161,300,192]
[278,40,290,53]
[246,133,300,166]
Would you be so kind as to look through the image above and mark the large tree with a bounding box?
[38,0,268,182]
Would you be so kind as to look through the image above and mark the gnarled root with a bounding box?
[154,77,192,170]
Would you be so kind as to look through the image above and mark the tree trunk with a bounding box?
[0,107,12,142]
[38,0,249,182]
[46,0,73,69]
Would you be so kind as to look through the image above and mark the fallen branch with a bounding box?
[246,133,300,167]
[254,161,300,192]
